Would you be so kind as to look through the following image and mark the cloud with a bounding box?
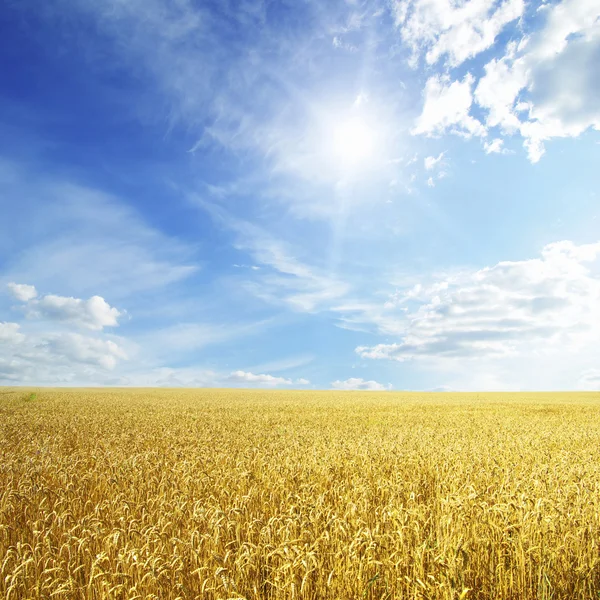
[196,200,350,312]
[393,0,524,67]
[0,326,129,384]
[331,377,392,391]
[424,152,444,170]
[54,0,390,189]
[0,322,25,343]
[227,370,293,387]
[225,371,311,387]
[483,138,507,154]
[356,240,600,361]
[475,0,600,161]
[8,281,122,331]
[1,172,198,300]
[7,282,37,302]
[46,333,128,370]
[412,74,486,138]
[22,292,122,331]
[407,0,600,161]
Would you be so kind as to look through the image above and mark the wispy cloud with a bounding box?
[195,199,350,312]
[0,165,198,300]
[242,354,315,374]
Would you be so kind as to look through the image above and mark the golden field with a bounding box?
[1,389,600,600]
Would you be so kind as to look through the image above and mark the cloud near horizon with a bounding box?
[355,240,600,363]
[332,378,392,391]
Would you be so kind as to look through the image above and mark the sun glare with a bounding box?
[331,117,376,166]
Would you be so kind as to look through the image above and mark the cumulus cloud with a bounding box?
[8,283,122,330]
[25,294,119,330]
[331,377,392,391]
[24,294,122,330]
[408,0,600,161]
[46,333,128,370]
[7,282,37,302]
[412,74,486,138]
[356,240,600,362]
[227,370,293,386]
[1,283,127,383]
[0,322,25,343]
[225,371,311,387]
[483,138,507,154]
[0,326,129,384]
[393,0,524,68]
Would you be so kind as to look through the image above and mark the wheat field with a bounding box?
[1,388,600,599]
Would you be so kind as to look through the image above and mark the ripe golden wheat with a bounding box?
[1,388,600,599]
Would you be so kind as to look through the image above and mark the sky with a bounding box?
[1,0,599,391]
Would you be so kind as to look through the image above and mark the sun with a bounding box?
[331,117,376,167]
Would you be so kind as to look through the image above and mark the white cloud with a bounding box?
[427,177,435,187]
[7,282,37,302]
[331,377,392,391]
[227,370,293,387]
[7,281,122,331]
[413,74,486,138]
[46,333,128,370]
[356,240,600,362]
[1,176,198,300]
[0,322,25,343]
[483,138,507,154]
[424,152,445,170]
[394,0,524,67]
[0,327,129,384]
[474,0,600,161]
[408,0,600,161]
[224,371,310,387]
[24,293,122,331]
[88,367,311,389]
[196,200,350,313]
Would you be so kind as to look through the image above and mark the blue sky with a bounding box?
[1,0,599,390]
